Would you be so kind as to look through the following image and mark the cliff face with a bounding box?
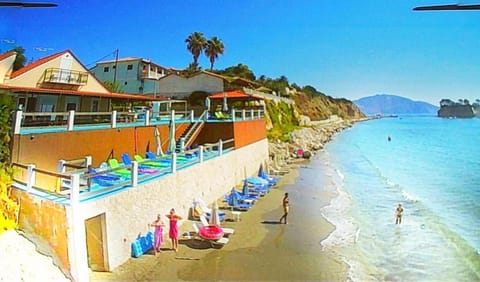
[438,105,475,118]
[291,91,365,121]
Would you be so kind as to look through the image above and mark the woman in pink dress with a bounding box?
[149,214,164,256]
[166,208,182,252]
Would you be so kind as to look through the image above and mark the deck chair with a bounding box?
[134,154,168,167]
[200,215,234,237]
[107,158,132,176]
[192,222,230,247]
[121,153,159,174]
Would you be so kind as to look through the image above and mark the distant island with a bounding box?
[354,94,438,116]
[437,99,480,118]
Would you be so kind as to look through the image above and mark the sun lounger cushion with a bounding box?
[131,231,154,258]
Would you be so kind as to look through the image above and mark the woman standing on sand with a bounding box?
[166,208,182,252]
[149,214,164,256]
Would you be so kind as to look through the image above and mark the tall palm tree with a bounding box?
[185,32,207,67]
[205,37,225,70]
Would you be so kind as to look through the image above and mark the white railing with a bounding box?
[11,138,234,203]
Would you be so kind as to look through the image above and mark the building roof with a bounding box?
[0,84,167,101]
[10,50,69,79]
[208,89,264,100]
[0,50,16,61]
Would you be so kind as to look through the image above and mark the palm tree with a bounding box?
[205,37,225,70]
[185,32,207,67]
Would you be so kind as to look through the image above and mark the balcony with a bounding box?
[43,68,88,86]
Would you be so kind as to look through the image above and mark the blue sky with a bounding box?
[2,0,480,105]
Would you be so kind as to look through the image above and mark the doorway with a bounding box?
[85,213,108,271]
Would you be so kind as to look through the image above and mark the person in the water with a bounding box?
[395,203,403,224]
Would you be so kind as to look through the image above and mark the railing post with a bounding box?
[68,173,89,282]
[179,137,185,153]
[171,153,177,173]
[219,139,223,156]
[111,111,117,128]
[242,110,246,121]
[257,109,261,119]
[67,110,75,131]
[131,162,138,187]
[250,109,254,120]
[26,164,36,192]
[14,110,22,134]
[70,173,80,204]
[199,146,204,163]
[58,160,66,173]
[145,110,150,126]
[190,110,195,122]
[232,109,236,122]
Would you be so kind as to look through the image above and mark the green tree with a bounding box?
[185,32,207,68]
[220,64,256,81]
[12,46,26,71]
[102,80,122,93]
[205,37,224,70]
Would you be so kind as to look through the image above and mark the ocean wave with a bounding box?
[401,190,421,203]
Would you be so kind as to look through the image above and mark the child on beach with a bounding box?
[279,193,289,224]
[149,214,164,256]
[166,208,182,252]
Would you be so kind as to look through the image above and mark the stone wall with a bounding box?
[67,139,269,274]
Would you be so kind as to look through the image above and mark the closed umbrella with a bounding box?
[222,92,228,112]
[228,188,238,207]
[242,180,249,196]
[210,201,220,226]
[205,96,211,111]
[154,127,163,156]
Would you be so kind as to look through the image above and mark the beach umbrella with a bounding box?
[222,92,228,112]
[246,176,269,186]
[168,117,176,153]
[210,201,220,226]
[154,127,163,156]
[258,163,264,177]
[242,180,250,196]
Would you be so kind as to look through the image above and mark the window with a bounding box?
[66,103,77,111]
[103,66,109,72]
[92,100,99,112]
[127,64,133,70]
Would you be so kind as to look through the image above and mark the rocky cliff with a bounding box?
[437,104,475,118]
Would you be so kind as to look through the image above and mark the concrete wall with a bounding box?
[10,190,70,275]
[67,138,269,276]
[157,73,223,98]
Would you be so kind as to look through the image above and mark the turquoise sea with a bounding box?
[317,116,480,281]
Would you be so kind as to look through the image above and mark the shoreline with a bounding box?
[91,119,355,281]
[91,160,349,281]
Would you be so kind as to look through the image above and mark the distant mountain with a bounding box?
[354,94,439,116]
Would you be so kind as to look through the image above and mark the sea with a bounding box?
[316,115,480,281]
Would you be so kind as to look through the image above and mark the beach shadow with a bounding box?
[179,238,212,250]
[261,220,282,225]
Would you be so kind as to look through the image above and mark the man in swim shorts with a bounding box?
[395,203,403,224]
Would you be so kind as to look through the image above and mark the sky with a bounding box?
[1,0,480,105]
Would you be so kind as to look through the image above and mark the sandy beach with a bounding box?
[91,159,348,281]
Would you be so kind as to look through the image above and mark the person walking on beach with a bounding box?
[279,193,289,224]
[166,208,182,252]
[149,214,164,256]
[395,203,404,224]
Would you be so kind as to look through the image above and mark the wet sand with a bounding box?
[91,160,348,281]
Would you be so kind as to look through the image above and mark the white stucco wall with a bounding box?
[66,139,268,279]
[158,73,223,98]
